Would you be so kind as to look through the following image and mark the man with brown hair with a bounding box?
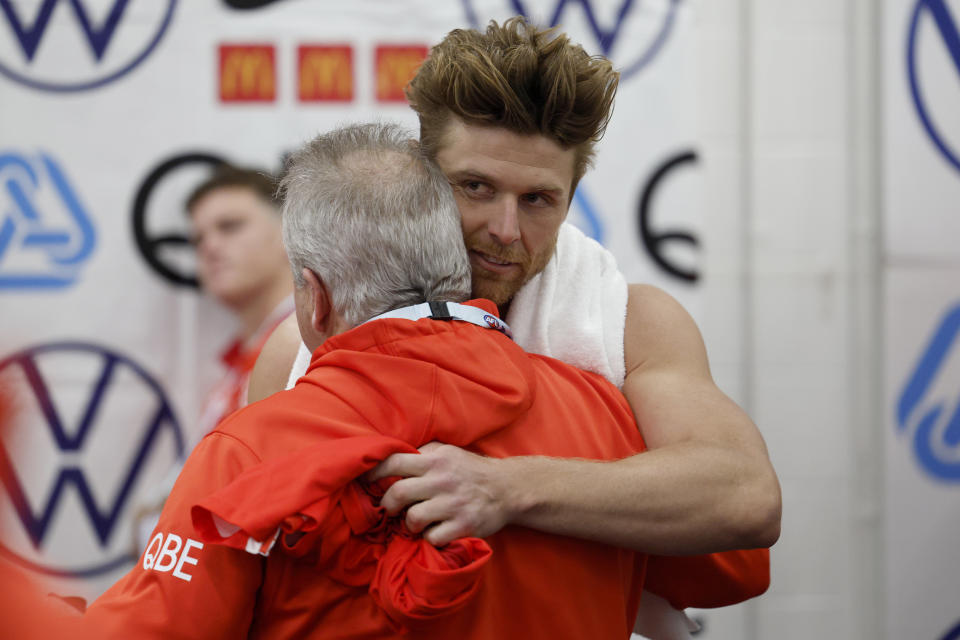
[252,17,779,634]
[187,166,295,437]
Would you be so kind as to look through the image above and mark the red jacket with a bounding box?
[86,300,648,638]
[191,435,495,632]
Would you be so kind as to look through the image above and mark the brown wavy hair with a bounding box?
[185,165,280,215]
[406,17,619,192]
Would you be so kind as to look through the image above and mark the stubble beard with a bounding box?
[468,237,557,307]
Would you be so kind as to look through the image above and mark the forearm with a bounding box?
[500,440,780,555]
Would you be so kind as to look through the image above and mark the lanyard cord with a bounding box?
[364,301,513,341]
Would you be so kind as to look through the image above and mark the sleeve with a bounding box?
[644,548,770,609]
[83,433,264,639]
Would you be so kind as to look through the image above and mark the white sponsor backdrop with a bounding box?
[885,269,960,640]
[885,0,960,261]
[884,0,960,638]
[0,0,700,601]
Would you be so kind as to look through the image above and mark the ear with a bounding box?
[301,268,334,335]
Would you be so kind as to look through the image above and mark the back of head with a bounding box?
[407,16,619,189]
[281,122,472,327]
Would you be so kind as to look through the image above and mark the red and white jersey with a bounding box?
[196,297,294,438]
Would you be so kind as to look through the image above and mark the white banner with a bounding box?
[885,267,960,640]
[884,0,960,638]
[0,0,699,600]
[883,0,960,261]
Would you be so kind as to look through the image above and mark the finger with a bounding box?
[404,497,454,535]
[379,476,440,514]
[367,452,429,482]
[418,441,443,454]
[423,520,472,547]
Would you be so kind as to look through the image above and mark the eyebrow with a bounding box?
[447,169,566,196]
[446,169,493,183]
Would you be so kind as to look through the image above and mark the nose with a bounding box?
[195,237,214,261]
[487,197,521,246]
[195,232,221,265]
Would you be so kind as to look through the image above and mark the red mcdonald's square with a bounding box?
[374,44,428,103]
[298,45,353,102]
[219,44,276,103]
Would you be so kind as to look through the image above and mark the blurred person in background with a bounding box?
[188,165,295,437]
[134,165,295,549]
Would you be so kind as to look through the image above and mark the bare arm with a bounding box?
[374,284,781,554]
[248,313,302,403]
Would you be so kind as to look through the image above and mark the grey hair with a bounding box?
[280,122,472,327]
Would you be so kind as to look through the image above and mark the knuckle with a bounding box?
[386,481,407,504]
[405,507,428,532]
[434,472,457,493]
[456,521,476,540]
[380,459,397,475]
[427,528,452,547]
[381,482,408,511]
[431,444,457,464]
[369,461,392,481]
[423,451,447,470]
[461,511,481,533]
[443,521,472,543]
[379,493,397,513]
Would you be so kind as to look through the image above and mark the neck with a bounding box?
[235,277,293,344]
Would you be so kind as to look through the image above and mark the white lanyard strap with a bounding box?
[364,301,513,340]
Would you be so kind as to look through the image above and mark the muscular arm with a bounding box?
[374,285,781,555]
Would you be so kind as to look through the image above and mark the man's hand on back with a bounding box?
[370,442,516,546]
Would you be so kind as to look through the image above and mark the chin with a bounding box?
[207,284,250,309]
[471,279,522,307]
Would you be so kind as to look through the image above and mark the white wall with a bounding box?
[694,0,883,638]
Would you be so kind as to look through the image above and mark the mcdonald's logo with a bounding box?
[219,44,276,102]
[374,44,427,103]
[298,45,353,102]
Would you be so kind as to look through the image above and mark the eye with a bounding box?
[460,180,493,198]
[218,219,243,234]
[521,192,552,207]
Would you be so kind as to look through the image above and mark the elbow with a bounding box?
[734,471,782,549]
[752,490,782,549]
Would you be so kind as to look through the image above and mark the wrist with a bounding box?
[497,455,542,525]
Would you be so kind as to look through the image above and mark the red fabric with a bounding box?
[191,436,493,630]
[0,563,97,640]
[86,297,770,637]
[193,436,414,547]
[199,303,294,433]
[372,536,492,626]
[646,548,770,609]
[85,299,649,639]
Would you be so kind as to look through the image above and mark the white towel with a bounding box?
[505,223,627,387]
[286,341,312,390]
